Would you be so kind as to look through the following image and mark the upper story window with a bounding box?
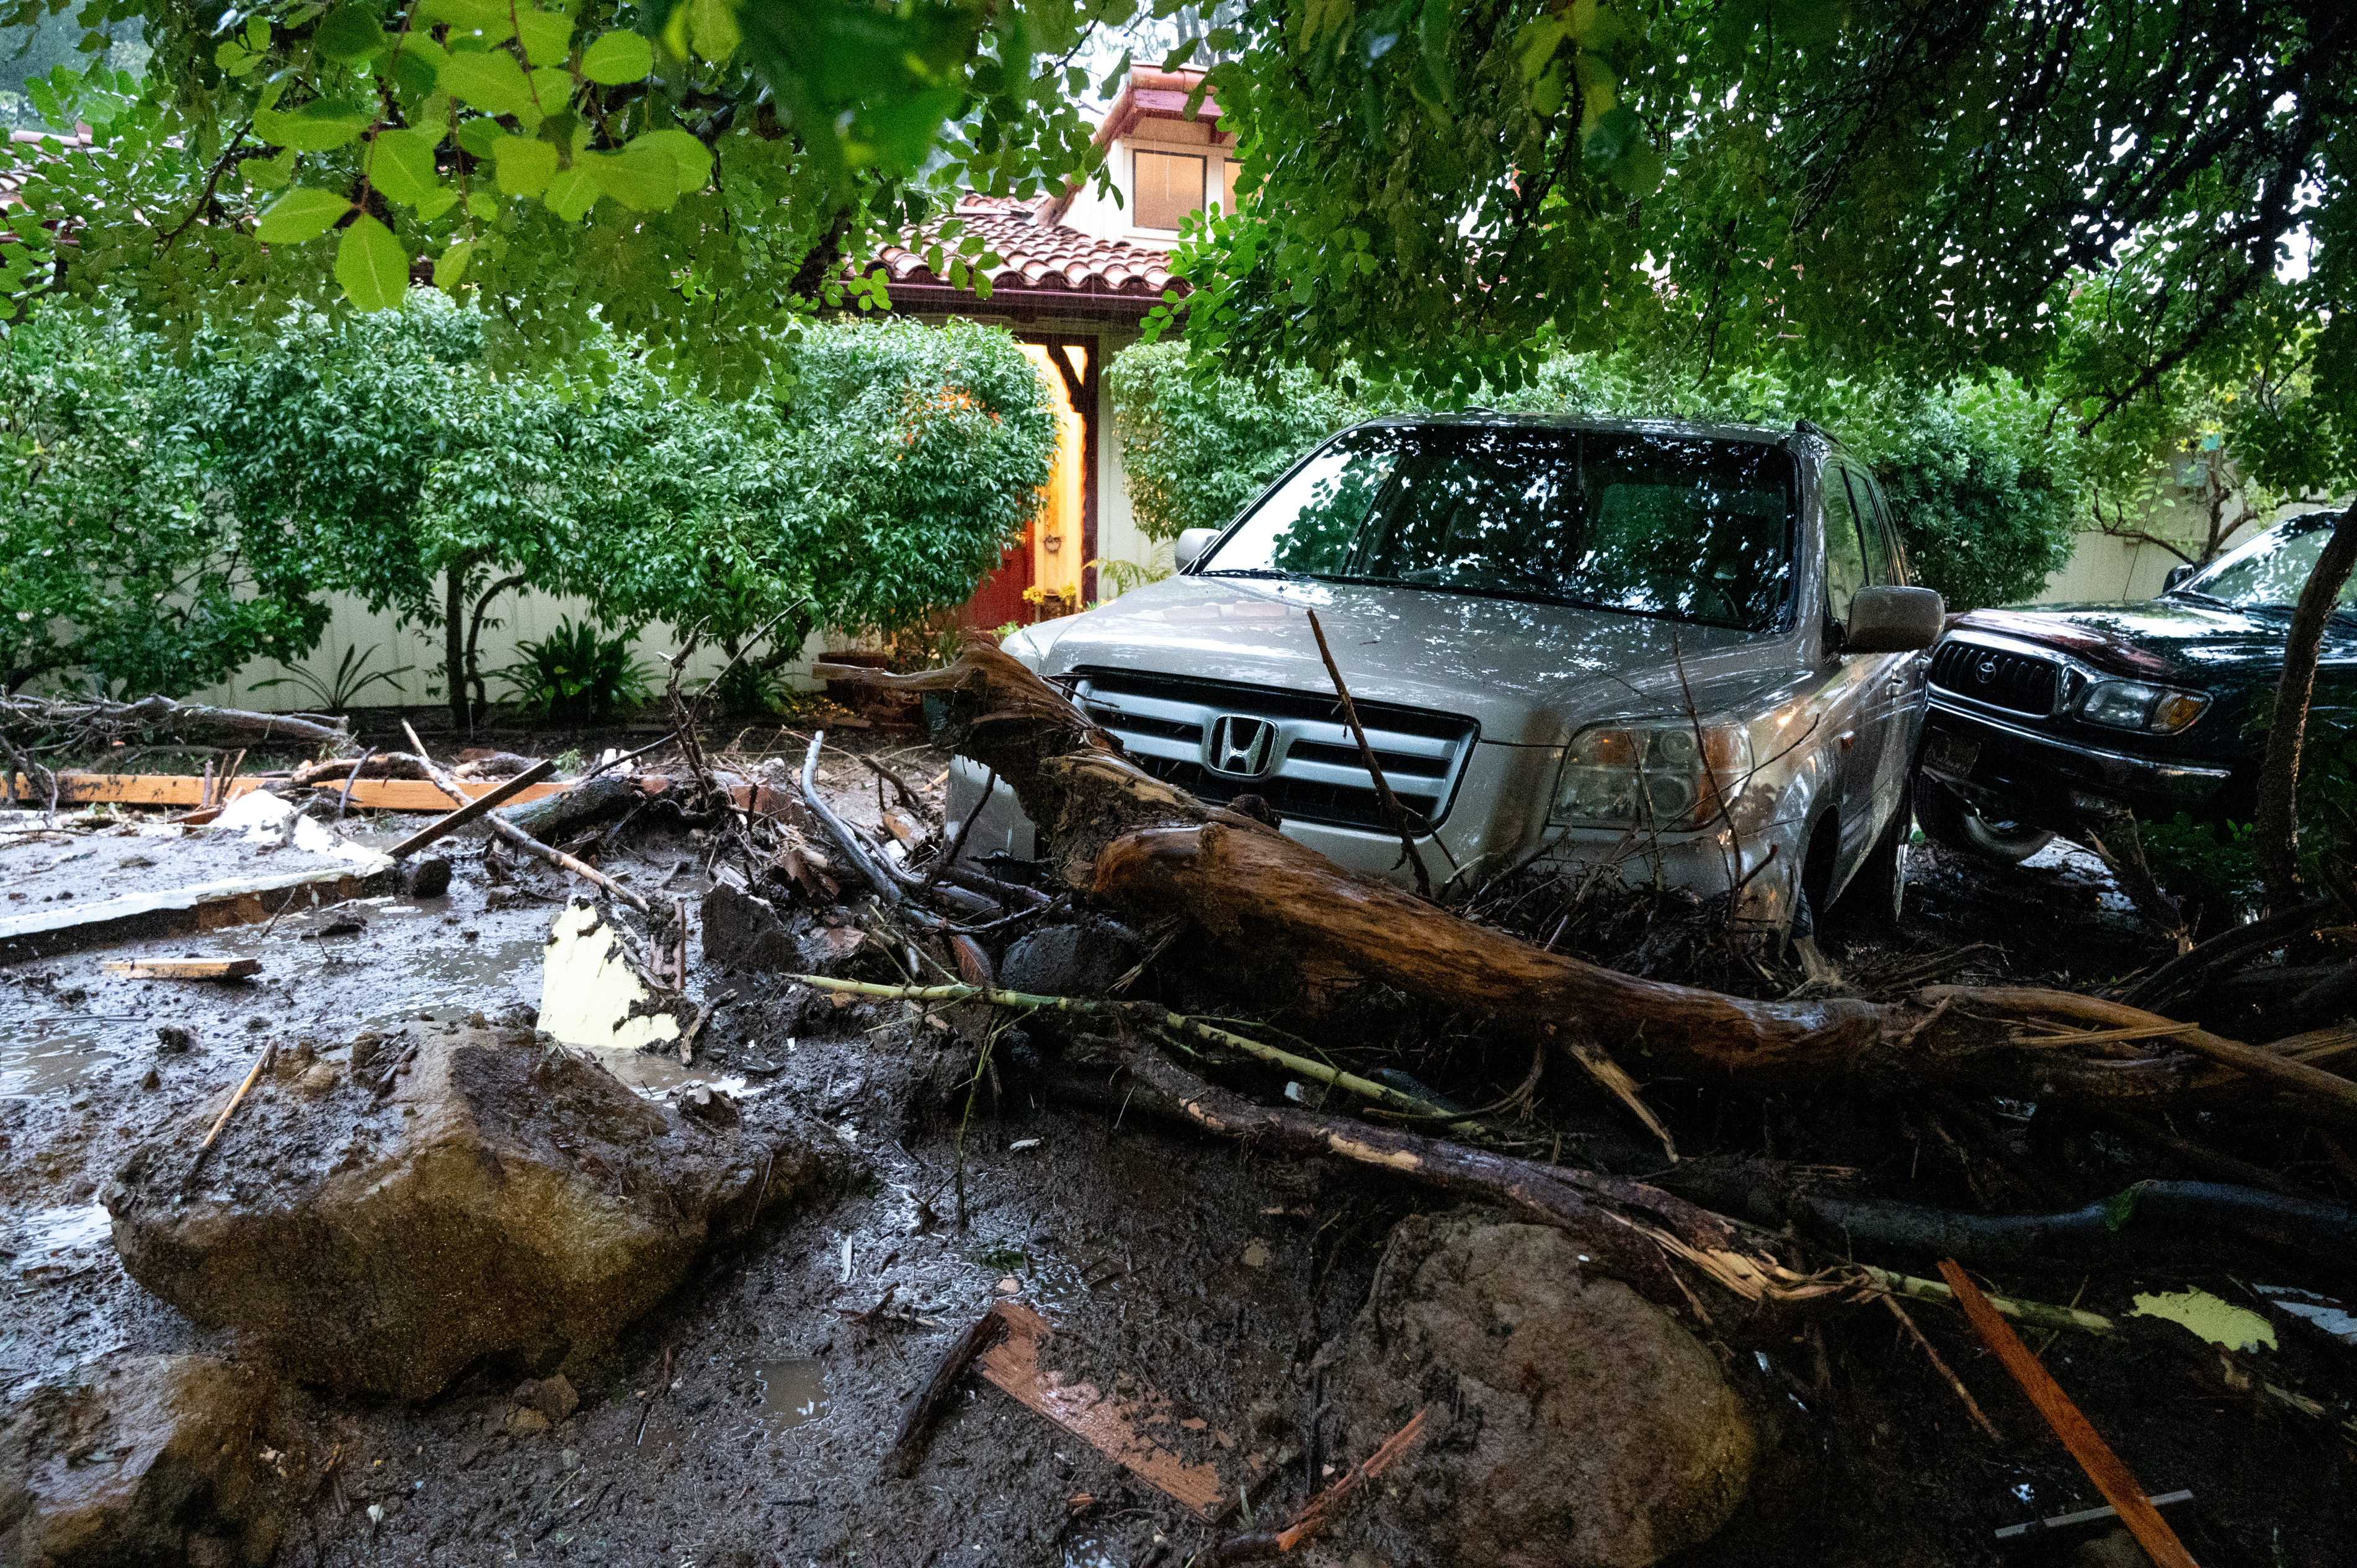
[1134,149,1206,229]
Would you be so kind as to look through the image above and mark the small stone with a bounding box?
[677,1085,741,1128]
[155,1025,195,1055]
[400,857,453,899]
[508,1408,551,1435]
[140,1067,161,1092]
[298,1064,339,1100]
[997,1276,1021,1294]
[524,1373,580,1423]
[559,1448,580,1471]
[244,1017,269,1033]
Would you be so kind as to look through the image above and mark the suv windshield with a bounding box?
[1195,424,1798,631]
[2178,517,2357,611]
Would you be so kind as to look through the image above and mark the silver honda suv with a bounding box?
[950,415,1944,933]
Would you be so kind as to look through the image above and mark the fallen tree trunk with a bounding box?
[0,693,355,749]
[819,643,2354,1121]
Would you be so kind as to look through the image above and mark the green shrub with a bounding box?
[1105,341,1360,541]
[494,618,651,724]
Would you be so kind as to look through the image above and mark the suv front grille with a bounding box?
[1930,640,2062,716]
[1071,667,1478,831]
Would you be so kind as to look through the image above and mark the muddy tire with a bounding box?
[1912,775,2053,865]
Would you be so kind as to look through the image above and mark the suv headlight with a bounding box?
[2076,680,2208,736]
[1553,718,1755,831]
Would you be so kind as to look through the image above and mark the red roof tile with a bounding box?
[867,197,1186,318]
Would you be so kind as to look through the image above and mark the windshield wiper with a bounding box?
[1201,567,1302,580]
[2164,587,2235,609]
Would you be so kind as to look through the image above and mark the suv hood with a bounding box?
[1957,600,2357,683]
[1018,576,1806,744]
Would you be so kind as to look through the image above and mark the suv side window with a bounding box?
[1842,466,1904,584]
[1822,465,1869,633]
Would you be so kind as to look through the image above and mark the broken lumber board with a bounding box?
[9,773,573,810]
[100,958,262,981]
[387,757,557,859]
[0,858,394,963]
[1937,1259,2199,1568]
[975,1301,1239,1520]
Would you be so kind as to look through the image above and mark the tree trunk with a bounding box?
[2256,503,2357,911]
[819,641,2351,1120]
[443,561,470,731]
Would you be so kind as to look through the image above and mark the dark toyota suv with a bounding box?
[1915,511,2357,862]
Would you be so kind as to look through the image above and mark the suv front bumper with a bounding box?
[1921,697,2235,829]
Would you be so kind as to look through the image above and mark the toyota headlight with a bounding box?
[2076,680,2208,736]
[1553,719,1755,831]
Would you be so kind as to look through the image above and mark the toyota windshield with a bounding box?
[1193,424,1799,631]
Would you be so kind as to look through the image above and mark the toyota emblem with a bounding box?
[1974,655,2000,682]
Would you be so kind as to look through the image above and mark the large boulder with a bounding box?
[104,1025,834,1401]
[0,1354,282,1567]
[1324,1210,1755,1568]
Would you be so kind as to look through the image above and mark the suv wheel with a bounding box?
[1912,775,2053,865]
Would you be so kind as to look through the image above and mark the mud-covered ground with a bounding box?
[5,731,2356,1567]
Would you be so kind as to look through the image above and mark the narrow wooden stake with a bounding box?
[406,733,648,912]
[386,757,557,859]
[1937,1259,2198,1568]
[883,1303,1008,1478]
[185,1041,277,1185]
[1304,609,1433,901]
[1881,1292,2001,1443]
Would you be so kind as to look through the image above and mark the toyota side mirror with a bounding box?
[1843,585,1946,652]
[2163,563,2198,592]
[1174,528,1219,572]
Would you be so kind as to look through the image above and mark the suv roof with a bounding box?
[1350,411,1834,453]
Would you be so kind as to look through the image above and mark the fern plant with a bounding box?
[492,620,651,725]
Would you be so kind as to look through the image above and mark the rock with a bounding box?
[154,1025,194,1055]
[1323,1210,1755,1568]
[517,1373,579,1423]
[700,883,801,973]
[0,1354,282,1567]
[140,1067,161,1092]
[105,1024,836,1402]
[677,1085,740,1128]
[296,1063,338,1100]
[999,924,1134,998]
[507,1408,550,1436]
[399,857,452,899]
[797,924,867,972]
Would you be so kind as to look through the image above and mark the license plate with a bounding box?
[1925,733,1979,777]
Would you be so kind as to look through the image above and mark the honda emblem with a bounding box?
[1205,715,1277,778]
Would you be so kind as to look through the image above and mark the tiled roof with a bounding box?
[868,198,1185,315]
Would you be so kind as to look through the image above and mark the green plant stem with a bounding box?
[789,973,1471,1125]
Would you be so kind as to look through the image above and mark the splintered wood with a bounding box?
[975,1302,1239,1520]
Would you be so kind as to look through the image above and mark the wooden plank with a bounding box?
[1936,1259,2201,1568]
[100,958,263,981]
[976,1301,1231,1520]
[11,773,570,810]
[386,757,558,858]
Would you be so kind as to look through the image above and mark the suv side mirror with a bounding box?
[1174,528,1219,572]
[2163,563,2198,592]
[1843,585,1945,652]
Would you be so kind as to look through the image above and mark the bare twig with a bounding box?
[1304,610,1433,901]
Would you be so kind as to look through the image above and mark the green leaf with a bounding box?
[2101,1182,2146,1232]
[214,38,264,75]
[255,100,373,152]
[240,153,294,190]
[334,213,410,309]
[513,7,574,67]
[577,29,652,85]
[418,0,514,44]
[253,185,354,243]
[314,6,388,62]
[629,128,711,194]
[433,237,475,289]
[390,35,449,96]
[492,135,558,197]
[662,0,739,63]
[368,128,443,205]
[455,116,503,158]
[542,163,599,221]
[581,145,677,211]
[437,49,538,119]
[465,189,500,220]
[415,188,461,220]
